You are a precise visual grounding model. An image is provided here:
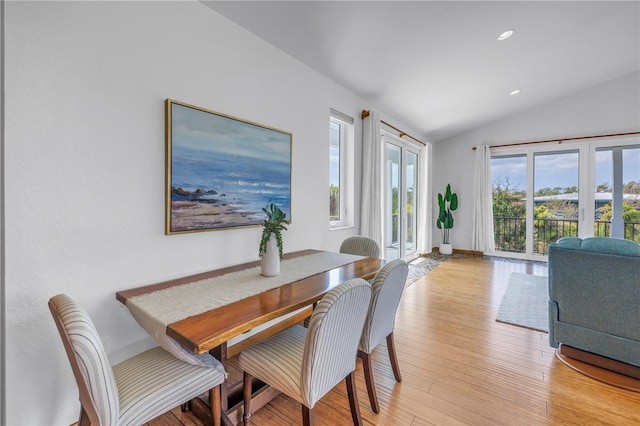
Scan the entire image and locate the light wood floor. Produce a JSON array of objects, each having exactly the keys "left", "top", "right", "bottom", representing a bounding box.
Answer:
[{"left": 153, "top": 257, "right": 640, "bottom": 425}]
